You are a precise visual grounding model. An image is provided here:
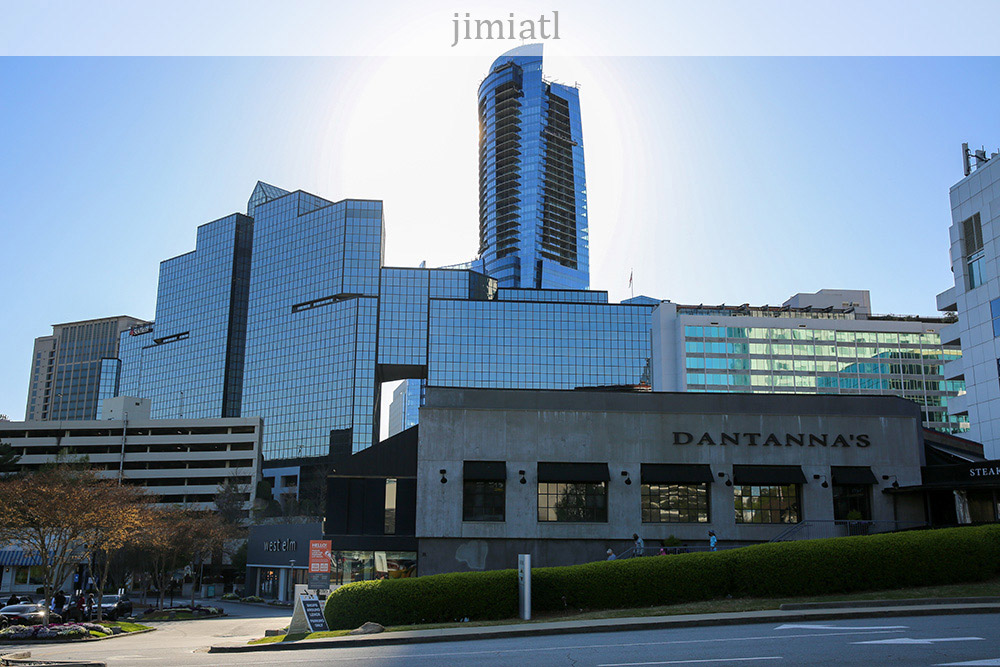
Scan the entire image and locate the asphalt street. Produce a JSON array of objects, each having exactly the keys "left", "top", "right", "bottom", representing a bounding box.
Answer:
[{"left": 2, "top": 609, "right": 998, "bottom": 666}]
